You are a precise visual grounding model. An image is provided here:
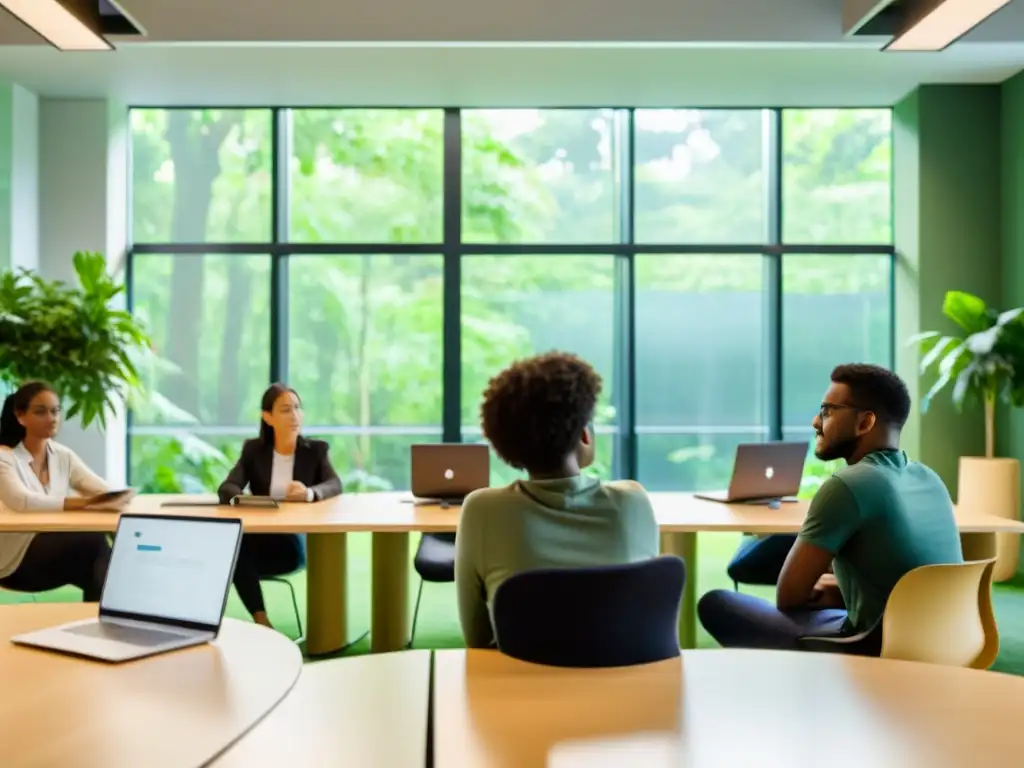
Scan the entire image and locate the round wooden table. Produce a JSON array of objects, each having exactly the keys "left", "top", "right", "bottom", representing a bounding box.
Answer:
[
  {"left": 433, "top": 648, "right": 1024, "bottom": 767},
  {"left": 0, "top": 603, "right": 302, "bottom": 768}
]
